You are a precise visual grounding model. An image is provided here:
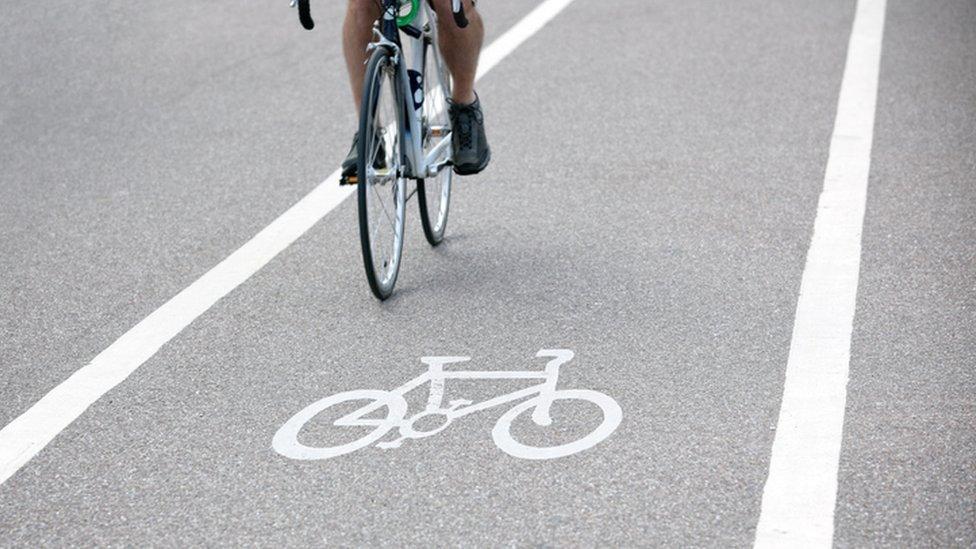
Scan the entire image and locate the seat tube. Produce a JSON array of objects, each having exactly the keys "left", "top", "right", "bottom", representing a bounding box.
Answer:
[
  {"left": 420, "top": 356, "right": 470, "bottom": 411},
  {"left": 379, "top": 0, "right": 400, "bottom": 41}
]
